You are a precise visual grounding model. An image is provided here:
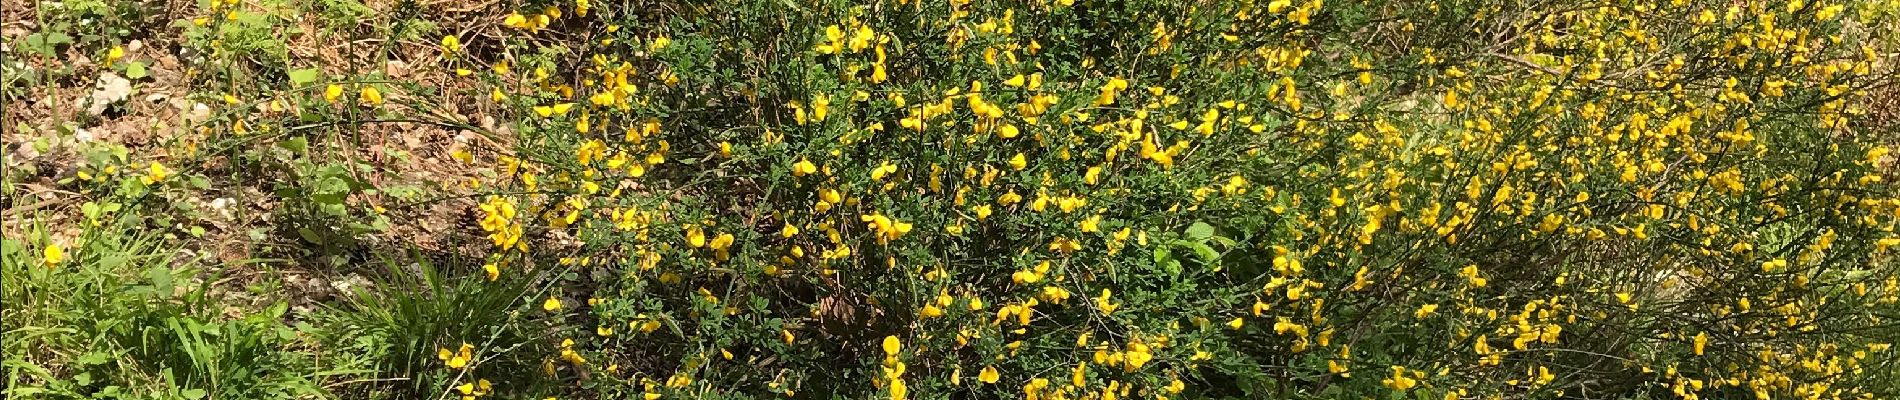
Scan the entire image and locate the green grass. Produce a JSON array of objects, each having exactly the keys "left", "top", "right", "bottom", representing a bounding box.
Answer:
[
  {"left": 1, "top": 217, "right": 326, "bottom": 399},
  {"left": 316, "top": 254, "right": 549, "bottom": 398}
]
